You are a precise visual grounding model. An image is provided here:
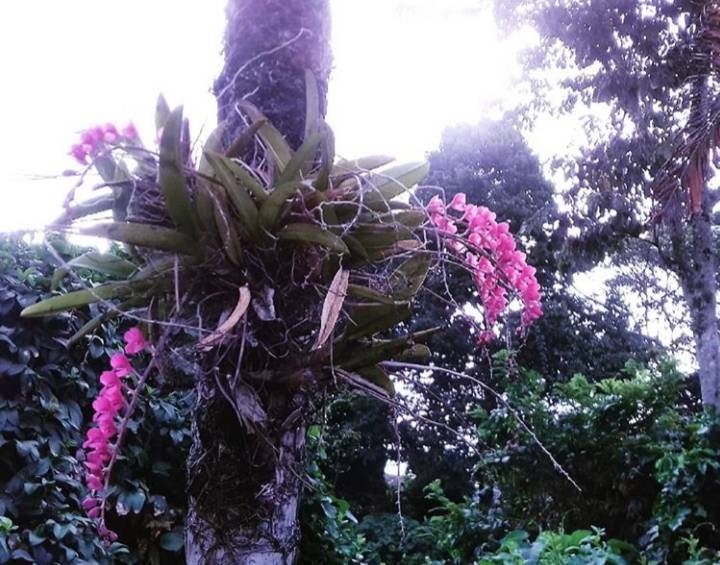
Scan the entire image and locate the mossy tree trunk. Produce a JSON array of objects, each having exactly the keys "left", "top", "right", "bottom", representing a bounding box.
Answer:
[{"left": 185, "top": 1, "right": 331, "bottom": 562}]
